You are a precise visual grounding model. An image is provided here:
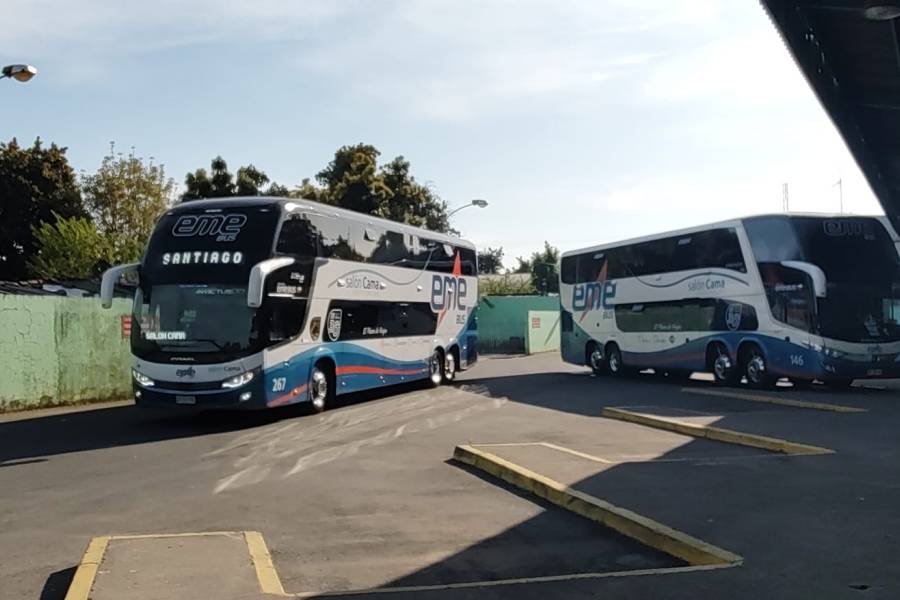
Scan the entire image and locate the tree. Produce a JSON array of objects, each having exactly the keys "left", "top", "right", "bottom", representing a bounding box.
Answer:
[
  {"left": 477, "top": 247, "right": 504, "bottom": 274},
  {"left": 81, "top": 145, "right": 175, "bottom": 264},
  {"left": 28, "top": 213, "right": 112, "bottom": 279},
  {"left": 182, "top": 157, "right": 287, "bottom": 201},
  {"left": 528, "top": 241, "right": 560, "bottom": 295},
  {"left": 0, "top": 137, "right": 85, "bottom": 279},
  {"left": 512, "top": 256, "right": 532, "bottom": 274},
  {"left": 302, "top": 144, "right": 453, "bottom": 233}
]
